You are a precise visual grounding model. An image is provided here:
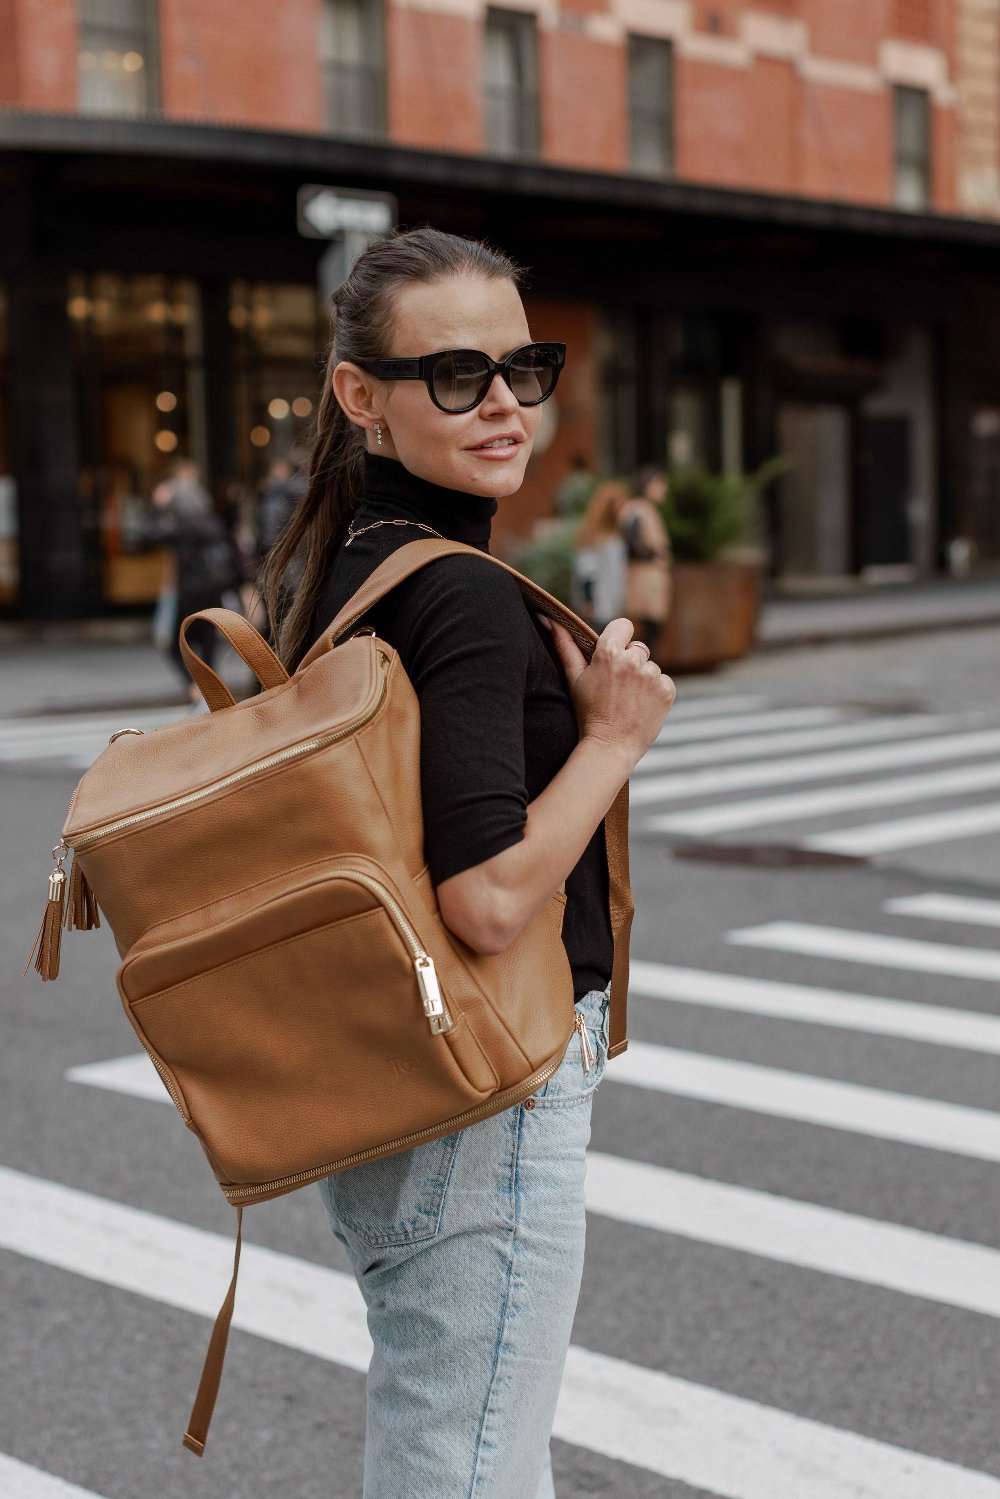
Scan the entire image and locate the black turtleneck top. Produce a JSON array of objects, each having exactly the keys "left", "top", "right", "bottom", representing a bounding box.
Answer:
[{"left": 304, "top": 450, "right": 613, "bottom": 1001}]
